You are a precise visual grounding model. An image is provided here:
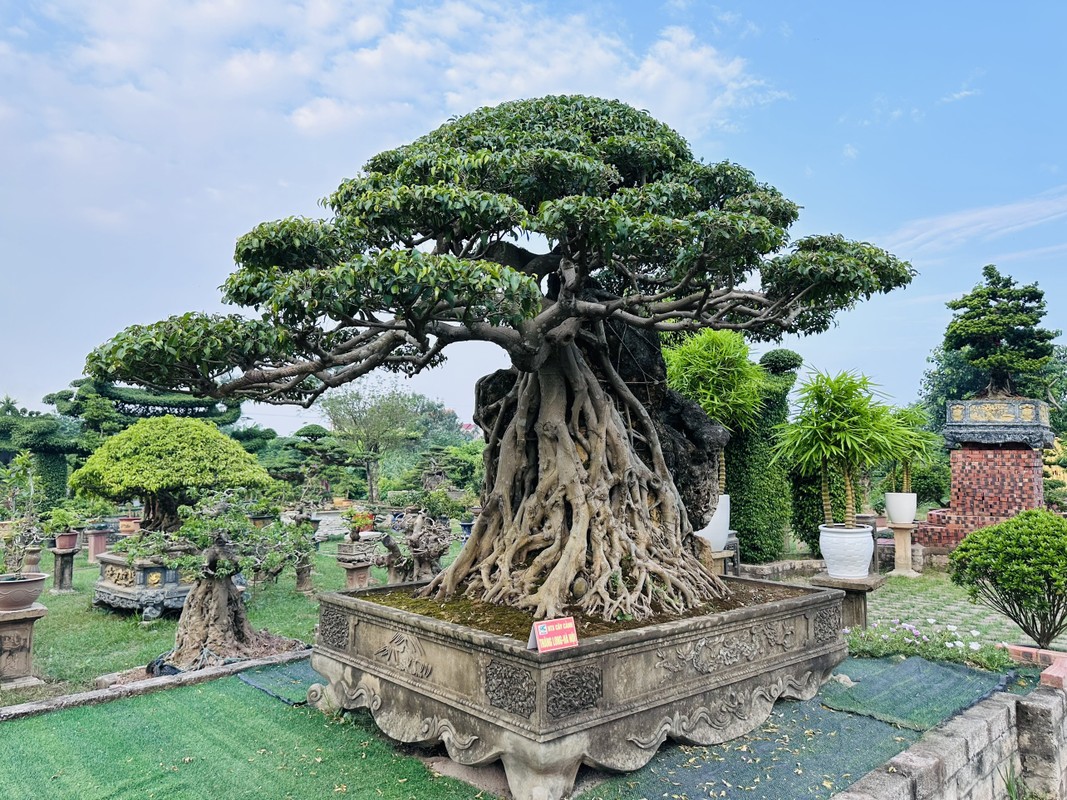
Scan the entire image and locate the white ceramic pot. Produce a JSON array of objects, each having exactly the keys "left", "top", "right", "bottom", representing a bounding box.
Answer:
[
  {"left": 695, "top": 494, "right": 730, "bottom": 551},
  {"left": 818, "top": 524, "right": 873, "bottom": 579},
  {"left": 883, "top": 492, "right": 918, "bottom": 525}
]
